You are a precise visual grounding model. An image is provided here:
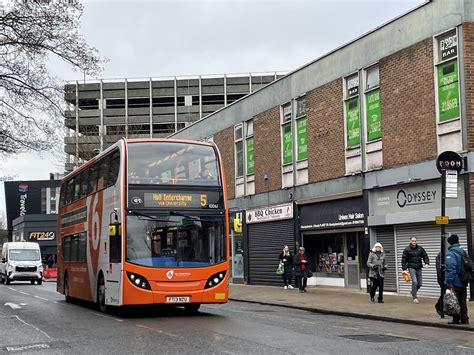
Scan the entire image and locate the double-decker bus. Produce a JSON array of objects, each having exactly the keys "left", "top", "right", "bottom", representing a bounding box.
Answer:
[{"left": 57, "top": 139, "right": 229, "bottom": 313}]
